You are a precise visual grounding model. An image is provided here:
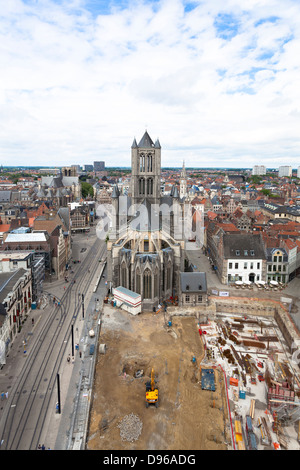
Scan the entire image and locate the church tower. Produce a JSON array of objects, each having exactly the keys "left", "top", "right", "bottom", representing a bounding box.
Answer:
[
  {"left": 179, "top": 160, "right": 187, "bottom": 199},
  {"left": 131, "top": 131, "right": 161, "bottom": 208},
  {"left": 107, "top": 130, "right": 185, "bottom": 312}
]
